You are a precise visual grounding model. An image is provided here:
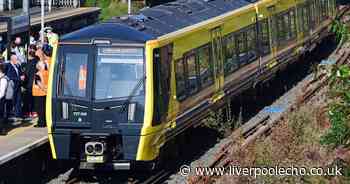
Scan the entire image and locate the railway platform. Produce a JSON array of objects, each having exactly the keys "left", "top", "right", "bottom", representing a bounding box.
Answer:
[
  {"left": 0, "top": 6, "right": 100, "bottom": 34},
  {"left": 0, "top": 122, "right": 48, "bottom": 166}
]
